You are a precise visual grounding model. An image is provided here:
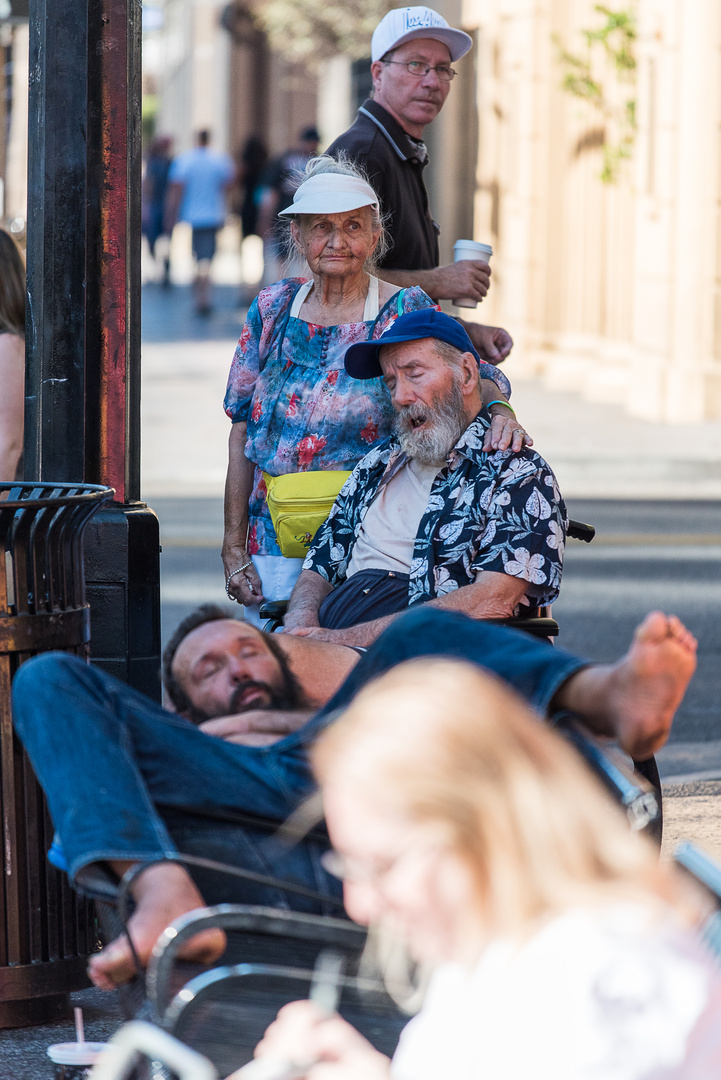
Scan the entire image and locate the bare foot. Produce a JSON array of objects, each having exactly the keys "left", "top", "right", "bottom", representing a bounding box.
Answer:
[
  {"left": 88, "top": 862, "right": 226, "bottom": 990},
  {"left": 557, "top": 611, "right": 697, "bottom": 759}
]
